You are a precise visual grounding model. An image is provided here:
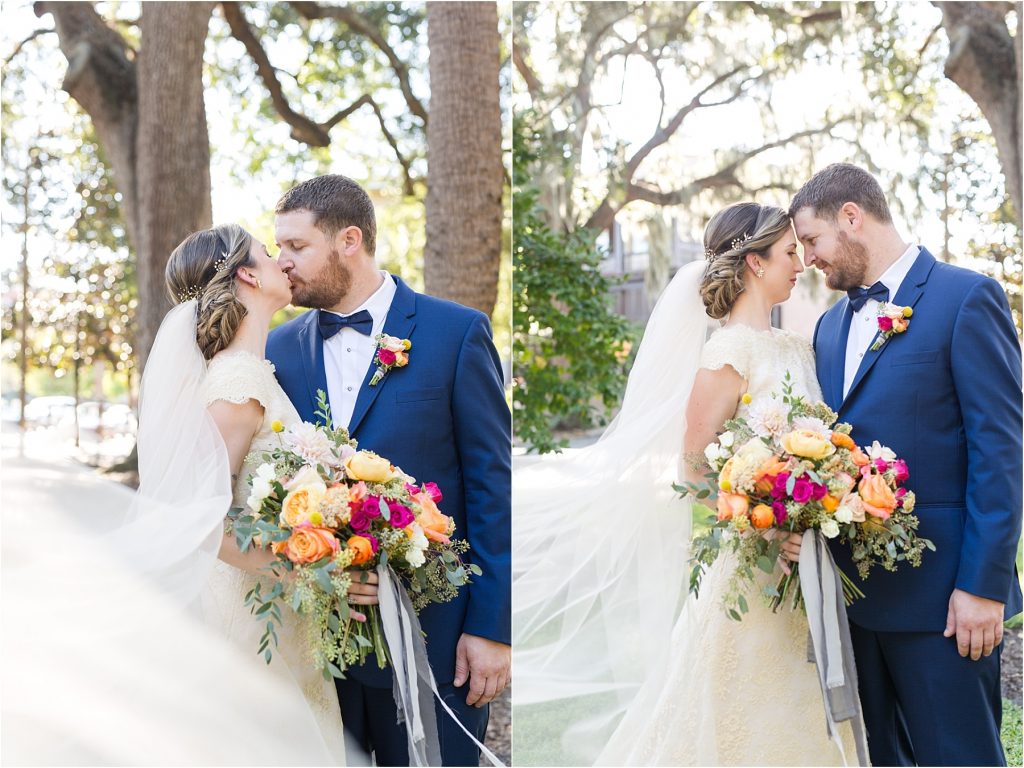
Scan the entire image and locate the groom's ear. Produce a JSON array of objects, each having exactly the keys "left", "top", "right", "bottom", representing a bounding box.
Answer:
[
  {"left": 838, "top": 202, "right": 863, "bottom": 233},
  {"left": 334, "top": 225, "right": 364, "bottom": 258}
]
